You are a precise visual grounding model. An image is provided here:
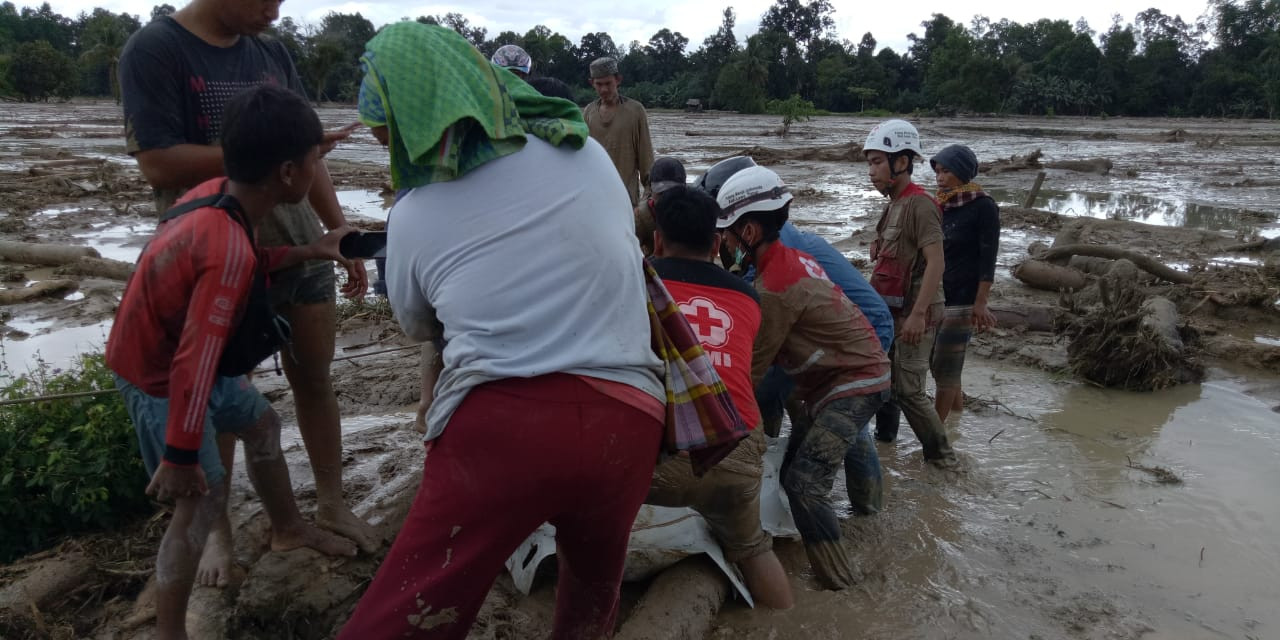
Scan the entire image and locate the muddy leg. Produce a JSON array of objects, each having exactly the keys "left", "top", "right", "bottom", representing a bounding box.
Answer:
[
  {"left": 237, "top": 407, "right": 356, "bottom": 557},
  {"left": 935, "top": 386, "right": 964, "bottom": 422},
  {"left": 196, "top": 433, "right": 235, "bottom": 588},
  {"left": 843, "top": 391, "right": 888, "bottom": 515},
  {"left": 893, "top": 328, "right": 955, "bottom": 463},
  {"left": 154, "top": 485, "right": 224, "bottom": 640},
  {"left": 780, "top": 403, "right": 859, "bottom": 590},
  {"left": 738, "top": 552, "right": 794, "bottom": 609},
  {"left": 278, "top": 300, "right": 379, "bottom": 553}
]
